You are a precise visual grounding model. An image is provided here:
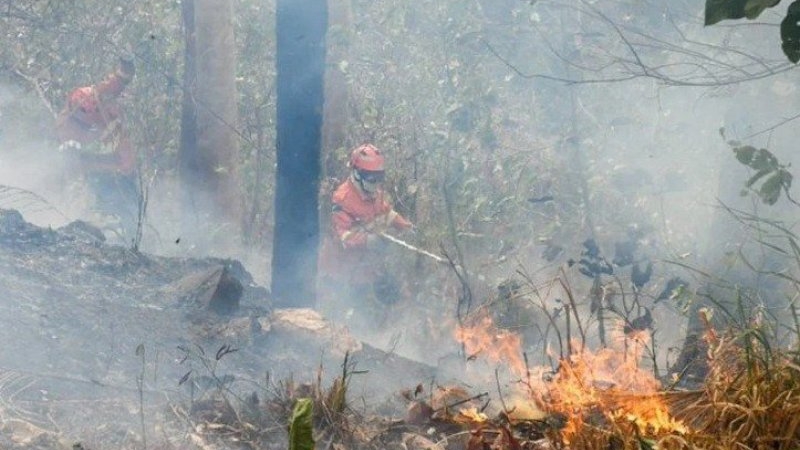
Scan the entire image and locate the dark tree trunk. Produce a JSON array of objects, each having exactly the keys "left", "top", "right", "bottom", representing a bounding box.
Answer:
[{"left": 271, "top": 0, "right": 328, "bottom": 307}]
